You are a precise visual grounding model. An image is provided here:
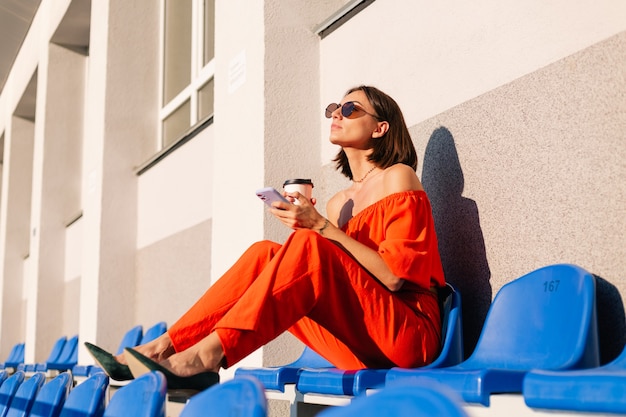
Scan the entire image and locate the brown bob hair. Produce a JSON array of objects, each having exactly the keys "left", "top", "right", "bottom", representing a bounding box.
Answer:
[{"left": 333, "top": 85, "right": 418, "bottom": 180}]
